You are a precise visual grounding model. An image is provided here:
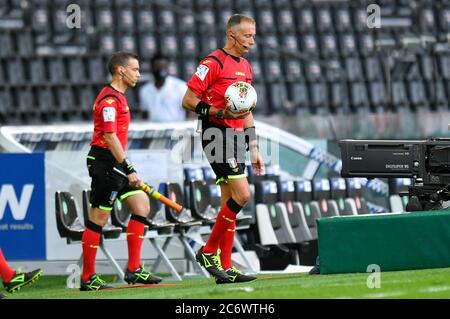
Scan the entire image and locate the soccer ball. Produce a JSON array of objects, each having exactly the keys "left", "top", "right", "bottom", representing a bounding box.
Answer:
[{"left": 224, "top": 81, "right": 257, "bottom": 113}]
